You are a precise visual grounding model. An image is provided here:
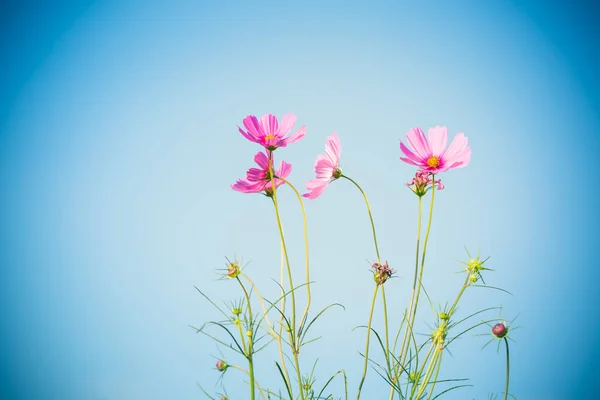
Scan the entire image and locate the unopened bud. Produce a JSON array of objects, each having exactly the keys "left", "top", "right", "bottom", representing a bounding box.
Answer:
[
  {"left": 216, "top": 360, "right": 228, "bottom": 372},
  {"left": 492, "top": 323, "right": 507, "bottom": 338},
  {"left": 227, "top": 262, "right": 240, "bottom": 279}
]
